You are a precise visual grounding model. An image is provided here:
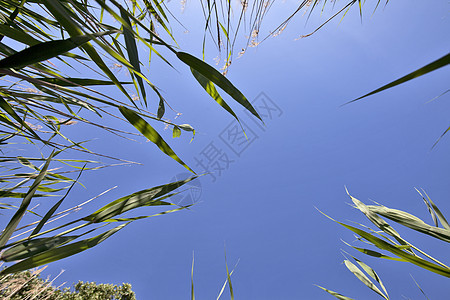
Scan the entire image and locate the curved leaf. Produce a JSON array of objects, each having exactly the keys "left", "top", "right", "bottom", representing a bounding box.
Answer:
[
  {"left": 0, "top": 31, "right": 115, "bottom": 70},
  {"left": 119, "top": 106, "right": 194, "bottom": 173},
  {"left": 176, "top": 51, "right": 262, "bottom": 122},
  {"left": 346, "top": 53, "right": 450, "bottom": 104}
]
